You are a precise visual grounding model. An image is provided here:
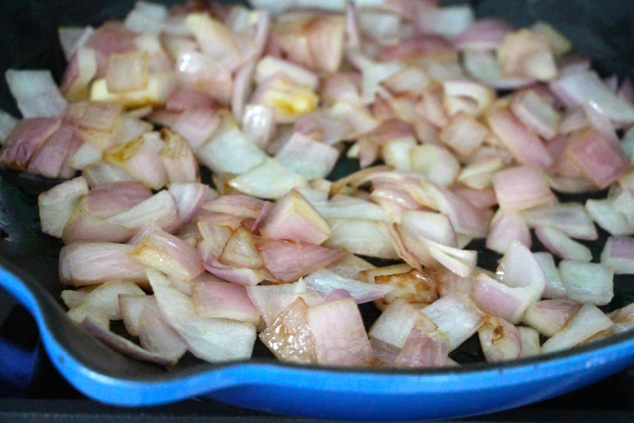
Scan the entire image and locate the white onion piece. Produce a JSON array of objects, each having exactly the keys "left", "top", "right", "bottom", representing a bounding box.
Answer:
[
  {"left": 259, "top": 297, "right": 316, "bottom": 364},
  {"left": 219, "top": 227, "right": 263, "bottom": 270},
  {"left": 275, "top": 11, "right": 345, "bottom": 74},
  {"left": 275, "top": 132, "right": 339, "bottom": 180},
  {"left": 241, "top": 104, "right": 275, "bottom": 149},
  {"left": 68, "top": 303, "right": 110, "bottom": 331},
  {"left": 325, "top": 218, "right": 398, "bottom": 259},
  {"left": 457, "top": 155, "right": 505, "bottom": 190},
  {"left": 358, "top": 59, "right": 403, "bottom": 104},
  {"left": 443, "top": 79, "right": 495, "bottom": 117},
  {"left": 203, "top": 194, "right": 264, "bottom": 219},
  {"left": 119, "top": 294, "right": 152, "bottom": 337},
  {"left": 6, "top": 70, "right": 68, "bottom": 118},
  {"left": 304, "top": 269, "right": 392, "bottom": 304},
  {"left": 72, "top": 279, "right": 145, "bottom": 320},
  {"left": 601, "top": 236, "right": 634, "bottom": 274},
  {"left": 523, "top": 299, "right": 581, "bottom": 337},
  {"left": 38, "top": 176, "right": 89, "bottom": 238},
  {"left": 473, "top": 242, "right": 546, "bottom": 323},
  {"left": 415, "top": 182, "right": 489, "bottom": 239},
  {"left": 358, "top": 8, "right": 400, "bottom": 45},
  {"left": 169, "top": 182, "right": 210, "bottom": 228},
  {"left": 129, "top": 227, "right": 204, "bottom": 281},
  {"left": 60, "top": 242, "right": 148, "bottom": 286},
  {"left": 69, "top": 141, "right": 103, "bottom": 171},
  {"left": 510, "top": 89, "right": 561, "bottom": 139},
  {"left": 228, "top": 158, "right": 307, "bottom": 200},
  {"left": 497, "top": 29, "right": 557, "bottom": 81},
  {"left": 421, "top": 292, "right": 484, "bottom": 351},
  {"left": 185, "top": 13, "right": 253, "bottom": 73},
  {"left": 531, "top": 21, "right": 572, "bottom": 56},
  {"left": 609, "top": 303, "right": 634, "bottom": 335},
  {"left": 124, "top": 1, "right": 169, "bottom": 34},
  {"left": 471, "top": 273, "right": 531, "bottom": 326},
  {"left": 159, "top": 128, "right": 199, "bottom": 184},
  {"left": 369, "top": 298, "right": 433, "bottom": 350},
  {"left": 197, "top": 116, "right": 267, "bottom": 174},
  {"left": 533, "top": 252, "right": 567, "bottom": 299},
  {"left": 137, "top": 298, "right": 188, "bottom": 364},
  {"left": 369, "top": 266, "right": 439, "bottom": 308},
  {"left": 299, "top": 189, "right": 389, "bottom": 222},
  {"left": 257, "top": 238, "right": 345, "bottom": 282},
  {"left": 152, "top": 107, "right": 221, "bottom": 151},
  {"left": 192, "top": 281, "right": 260, "bottom": 324},
  {"left": 106, "top": 190, "right": 179, "bottom": 231},
  {"left": 585, "top": 198, "right": 634, "bottom": 236},
  {"left": 61, "top": 288, "right": 92, "bottom": 309},
  {"left": 381, "top": 137, "right": 416, "bottom": 171},
  {"left": 246, "top": 279, "right": 313, "bottom": 326},
  {"left": 255, "top": 56, "right": 319, "bottom": 90},
  {"left": 202, "top": 260, "right": 264, "bottom": 287},
  {"left": 260, "top": 189, "right": 330, "bottom": 245},
  {"left": 90, "top": 71, "right": 177, "bottom": 109},
  {"left": 492, "top": 165, "right": 555, "bottom": 212},
  {"left": 409, "top": 144, "right": 460, "bottom": 187},
  {"left": 478, "top": 316, "right": 521, "bottom": 362},
  {"left": 541, "top": 304, "right": 613, "bottom": 354},
  {"left": 559, "top": 260, "right": 614, "bottom": 306},
  {"left": 535, "top": 225, "right": 592, "bottom": 262},
  {"left": 83, "top": 181, "right": 152, "bottom": 218},
  {"left": 176, "top": 52, "right": 233, "bottom": 104},
  {"left": 462, "top": 50, "right": 532, "bottom": 90},
  {"left": 63, "top": 205, "right": 136, "bottom": 244},
  {"left": 307, "top": 297, "right": 374, "bottom": 366},
  {"left": 106, "top": 51, "right": 150, "bottom": 93},
  {"left": 415, "top": 5, "right": 473, "bottom": 37},
  {"left": 523, "top": 203, "right": 597, "bottom": 240},
  {"left": 103, "top": 132, "right": 168, "bottom": 190},
  {"left": 549, "top": 69, "right": 634, "bottom": 125},
  {"left": 251, "top": 74, "right": 320, "bottom": 124},
  {"left": 582, "top": 100, "right": 619, "bottom": 144},
  {"left": 518, "top": 326, "right": 541, "bottom": 358},
  {"left": 147, "top": 269, "right": 257, "bottom": 362},
  {"left": 486, "top": 210, "right": 531, "bottom": 255}
]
